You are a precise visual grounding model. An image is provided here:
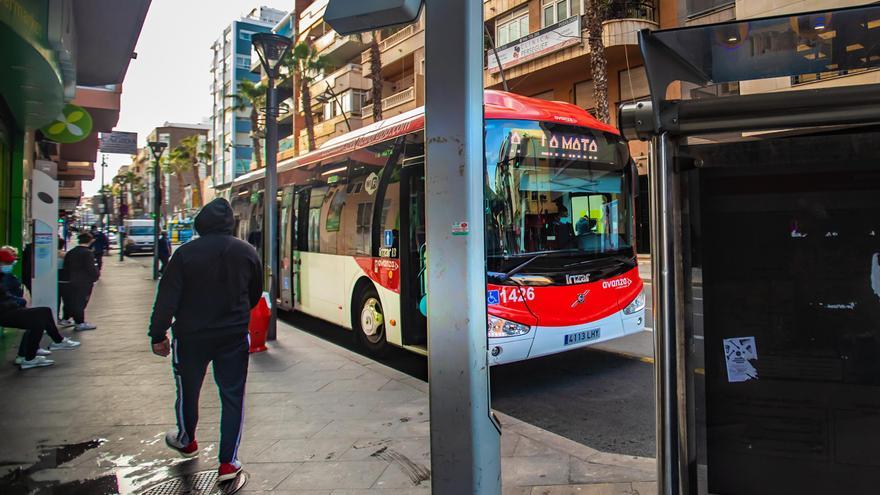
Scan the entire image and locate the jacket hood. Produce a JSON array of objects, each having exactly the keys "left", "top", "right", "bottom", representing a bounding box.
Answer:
[{"left": 194, "top": 198, "right": 235, "bottom": 236}]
